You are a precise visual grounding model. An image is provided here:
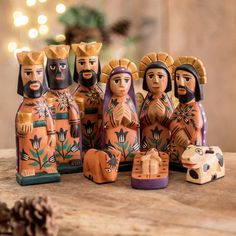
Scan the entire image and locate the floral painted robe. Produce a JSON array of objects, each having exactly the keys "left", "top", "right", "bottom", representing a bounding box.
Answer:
[
  {"left": 140, "top": 93, "right": 173, "bottom": 152},
  {"left": 74, "top": 84, "right": 104, "bottom": 151},
  {"left": 46, "top": 89, "right": 82, "bottom": 165},
  {"left": 103, "top": 95, "right": 140, "bottom": 162},
  {"left": 16, "top": 97, "right": 57, "bottom": 175},
  {"left": 167, "top": 101, "right": 207, "bottom": 164}
]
